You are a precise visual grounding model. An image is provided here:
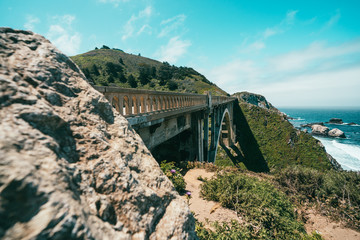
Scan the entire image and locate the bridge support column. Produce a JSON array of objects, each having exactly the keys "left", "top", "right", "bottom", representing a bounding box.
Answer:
[{"left": 203, "top": 113, "right": 209, "bottom": 162}]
